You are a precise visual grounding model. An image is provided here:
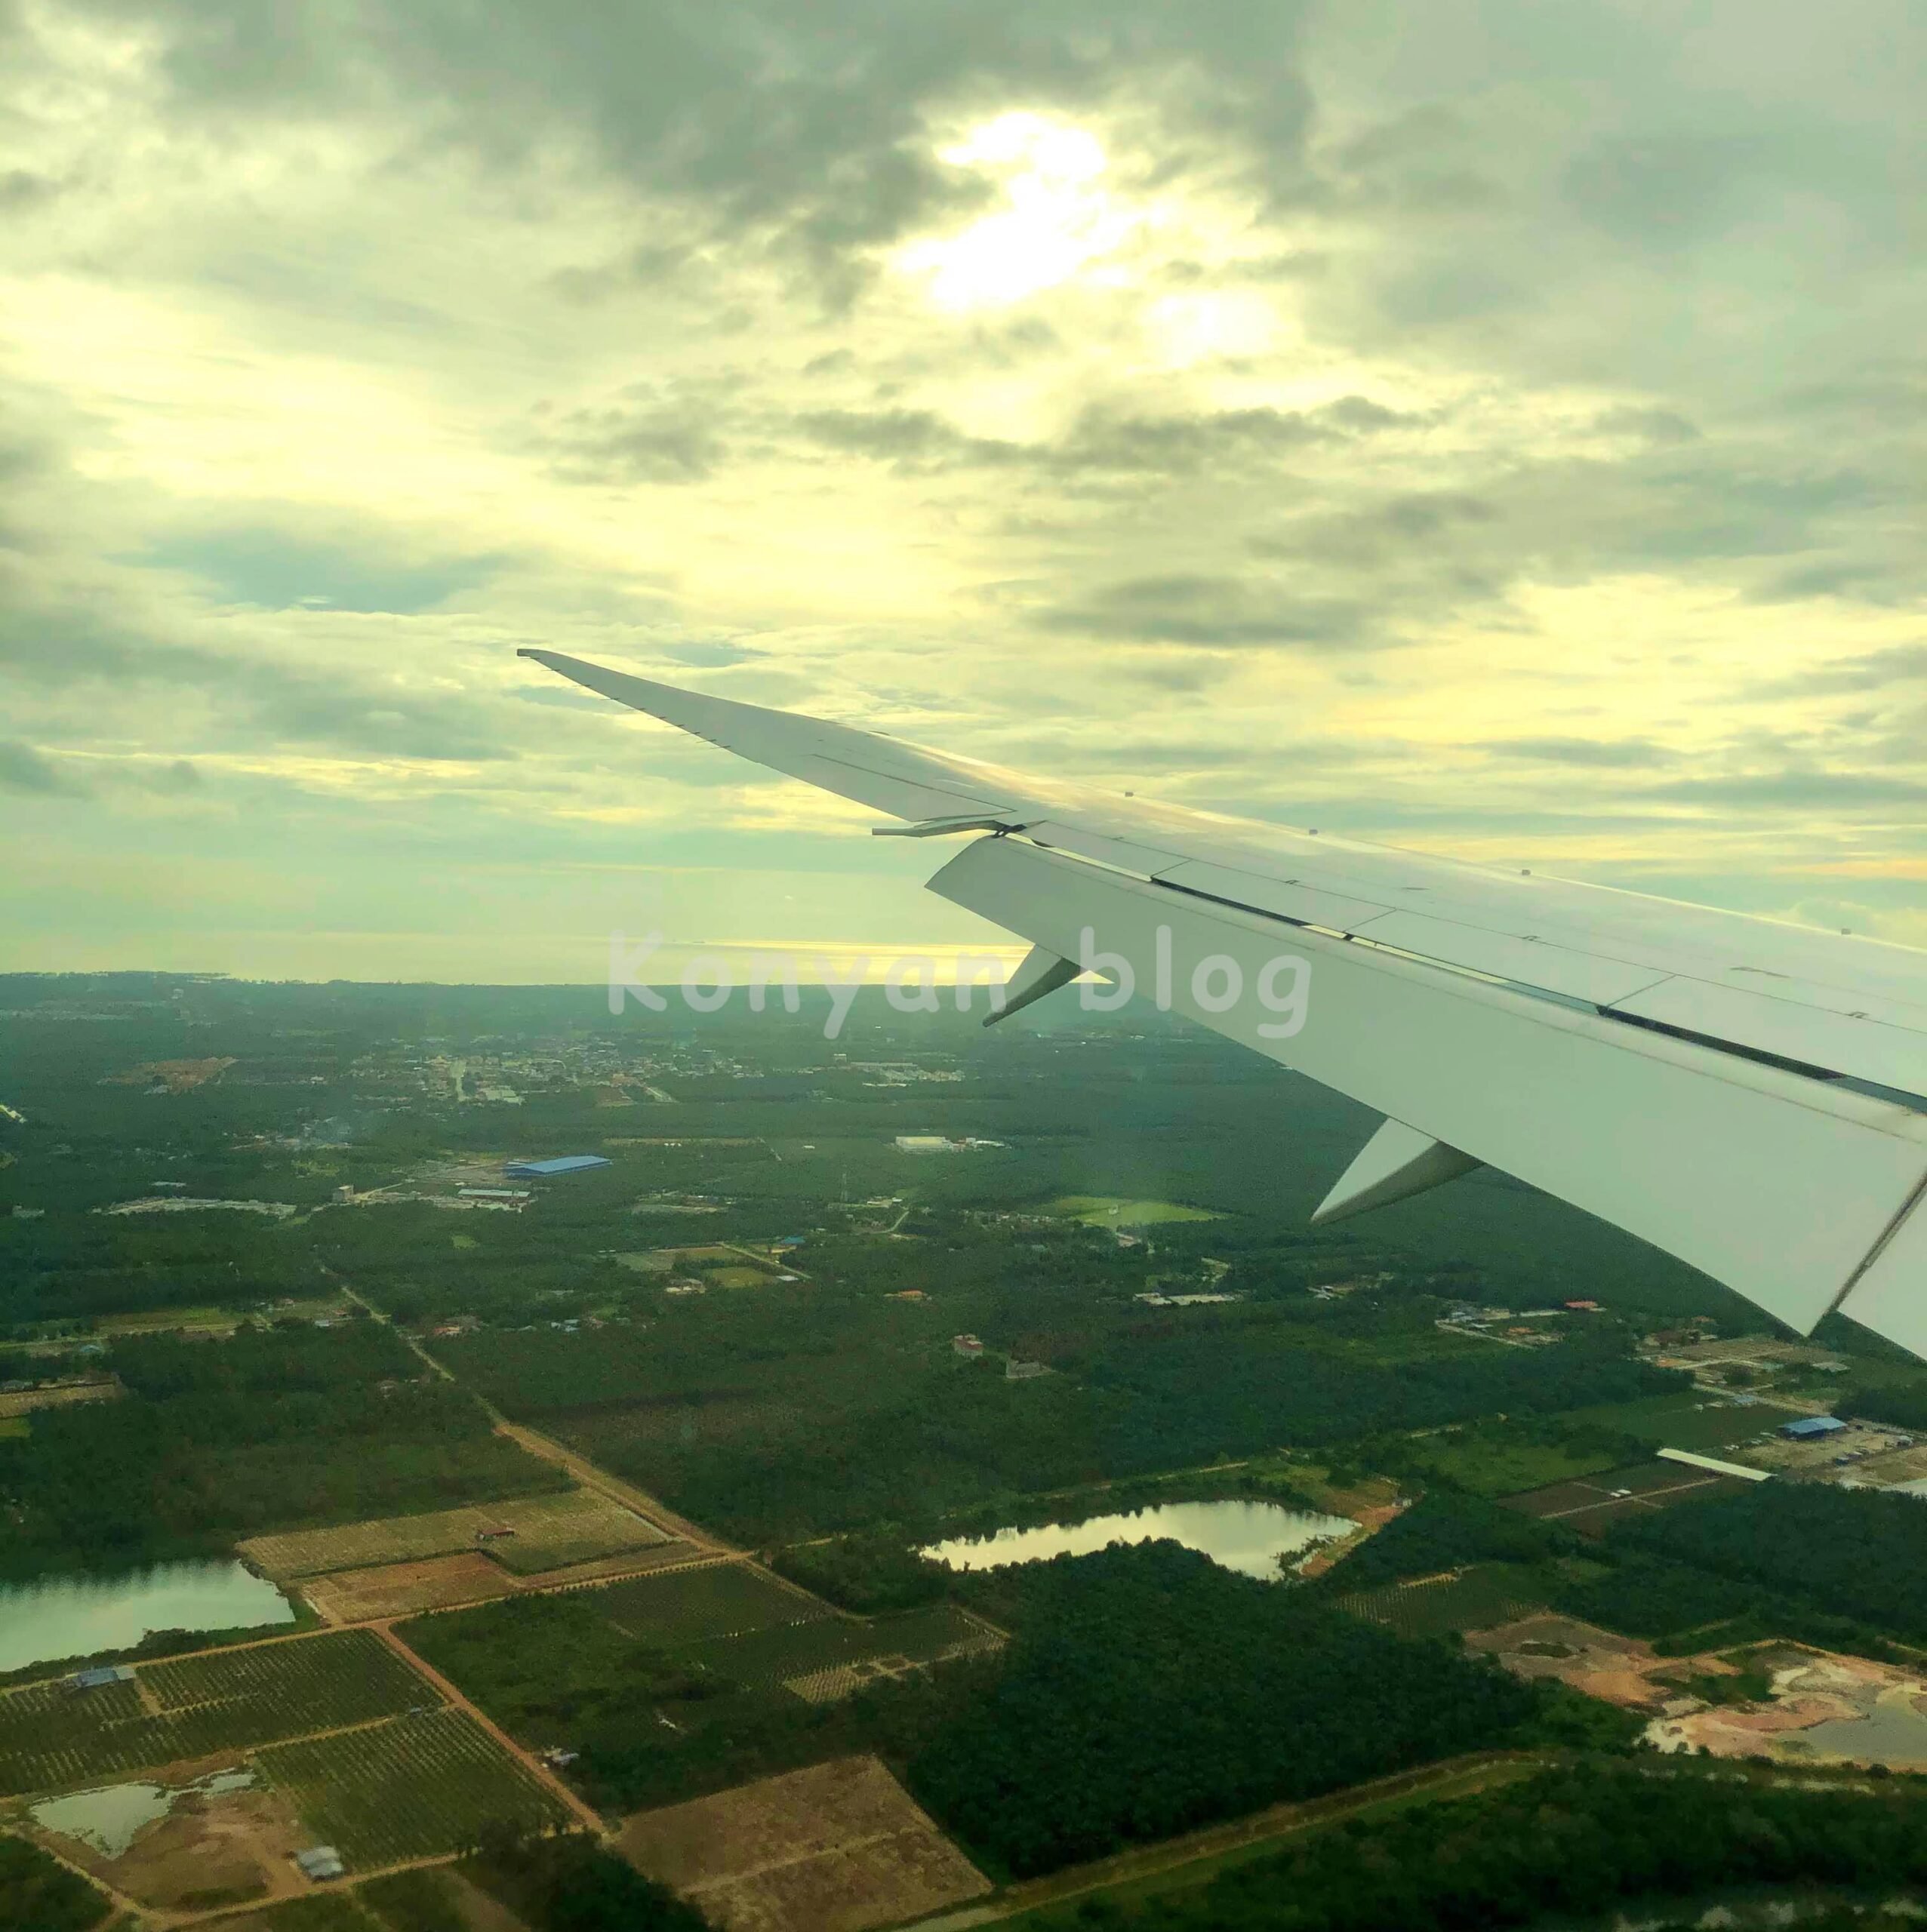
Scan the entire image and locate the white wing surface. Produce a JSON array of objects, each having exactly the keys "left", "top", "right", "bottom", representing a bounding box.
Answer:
[{"left": 520, "top": 648, "right": 1927, "bottom": 1357}]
